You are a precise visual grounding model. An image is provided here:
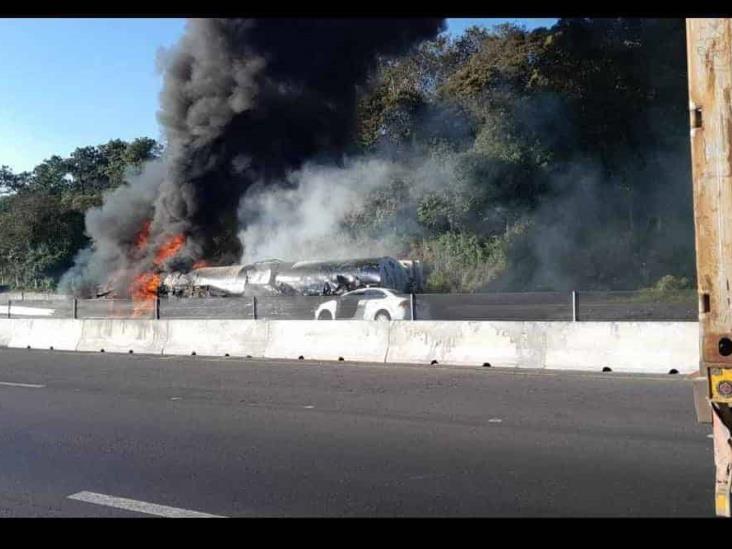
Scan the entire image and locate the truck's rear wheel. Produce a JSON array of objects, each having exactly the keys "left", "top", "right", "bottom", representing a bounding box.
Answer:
[
  {"left": 375, "top": 311, "right": 391, "bottom": 321},
  {"left": 318, "top": 310, "right": 333, "bottom": 320}
]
